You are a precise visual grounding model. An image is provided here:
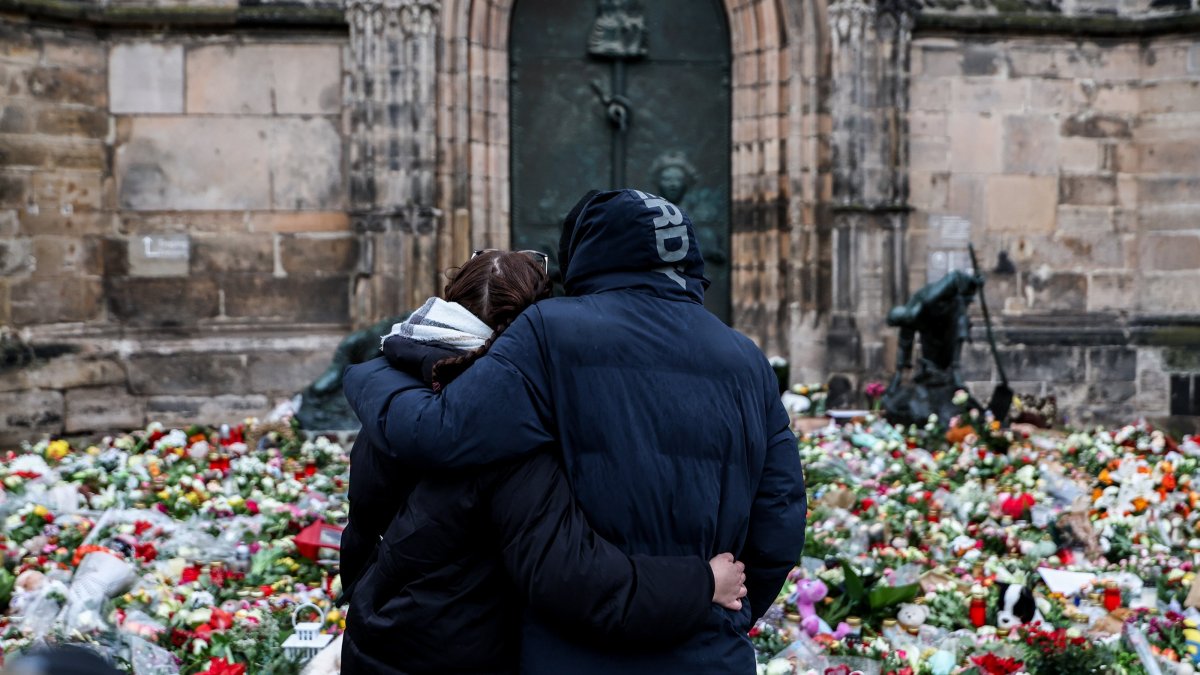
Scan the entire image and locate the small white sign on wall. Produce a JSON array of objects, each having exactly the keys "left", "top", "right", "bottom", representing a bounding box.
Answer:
[
  {"left": 927, "top": 215, "right": 972, "bottom": 283},
  {"left": 142, "top": 234, "right": 190, "bottom": 260}
]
